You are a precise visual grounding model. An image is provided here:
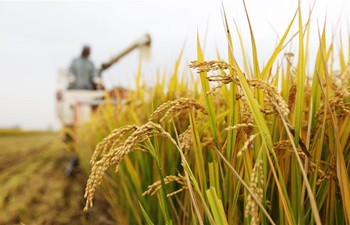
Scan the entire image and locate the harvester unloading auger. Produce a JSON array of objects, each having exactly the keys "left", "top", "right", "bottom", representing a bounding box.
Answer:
[
  {"left": 98, "top": 33, "right": 151, "bottom": 77},
  {"left": 56, "top": 33, "right": 151, "bottom": 128}
]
